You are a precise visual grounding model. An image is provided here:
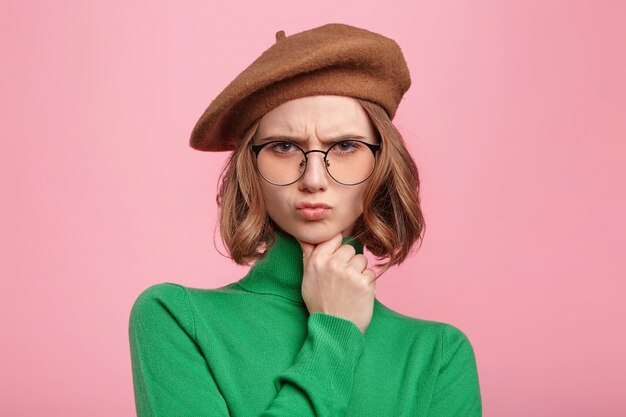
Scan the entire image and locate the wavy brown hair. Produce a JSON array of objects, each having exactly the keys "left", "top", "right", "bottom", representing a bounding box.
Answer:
[{"left": 215, "top": 98, "right": 425, "bottom": 275}]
